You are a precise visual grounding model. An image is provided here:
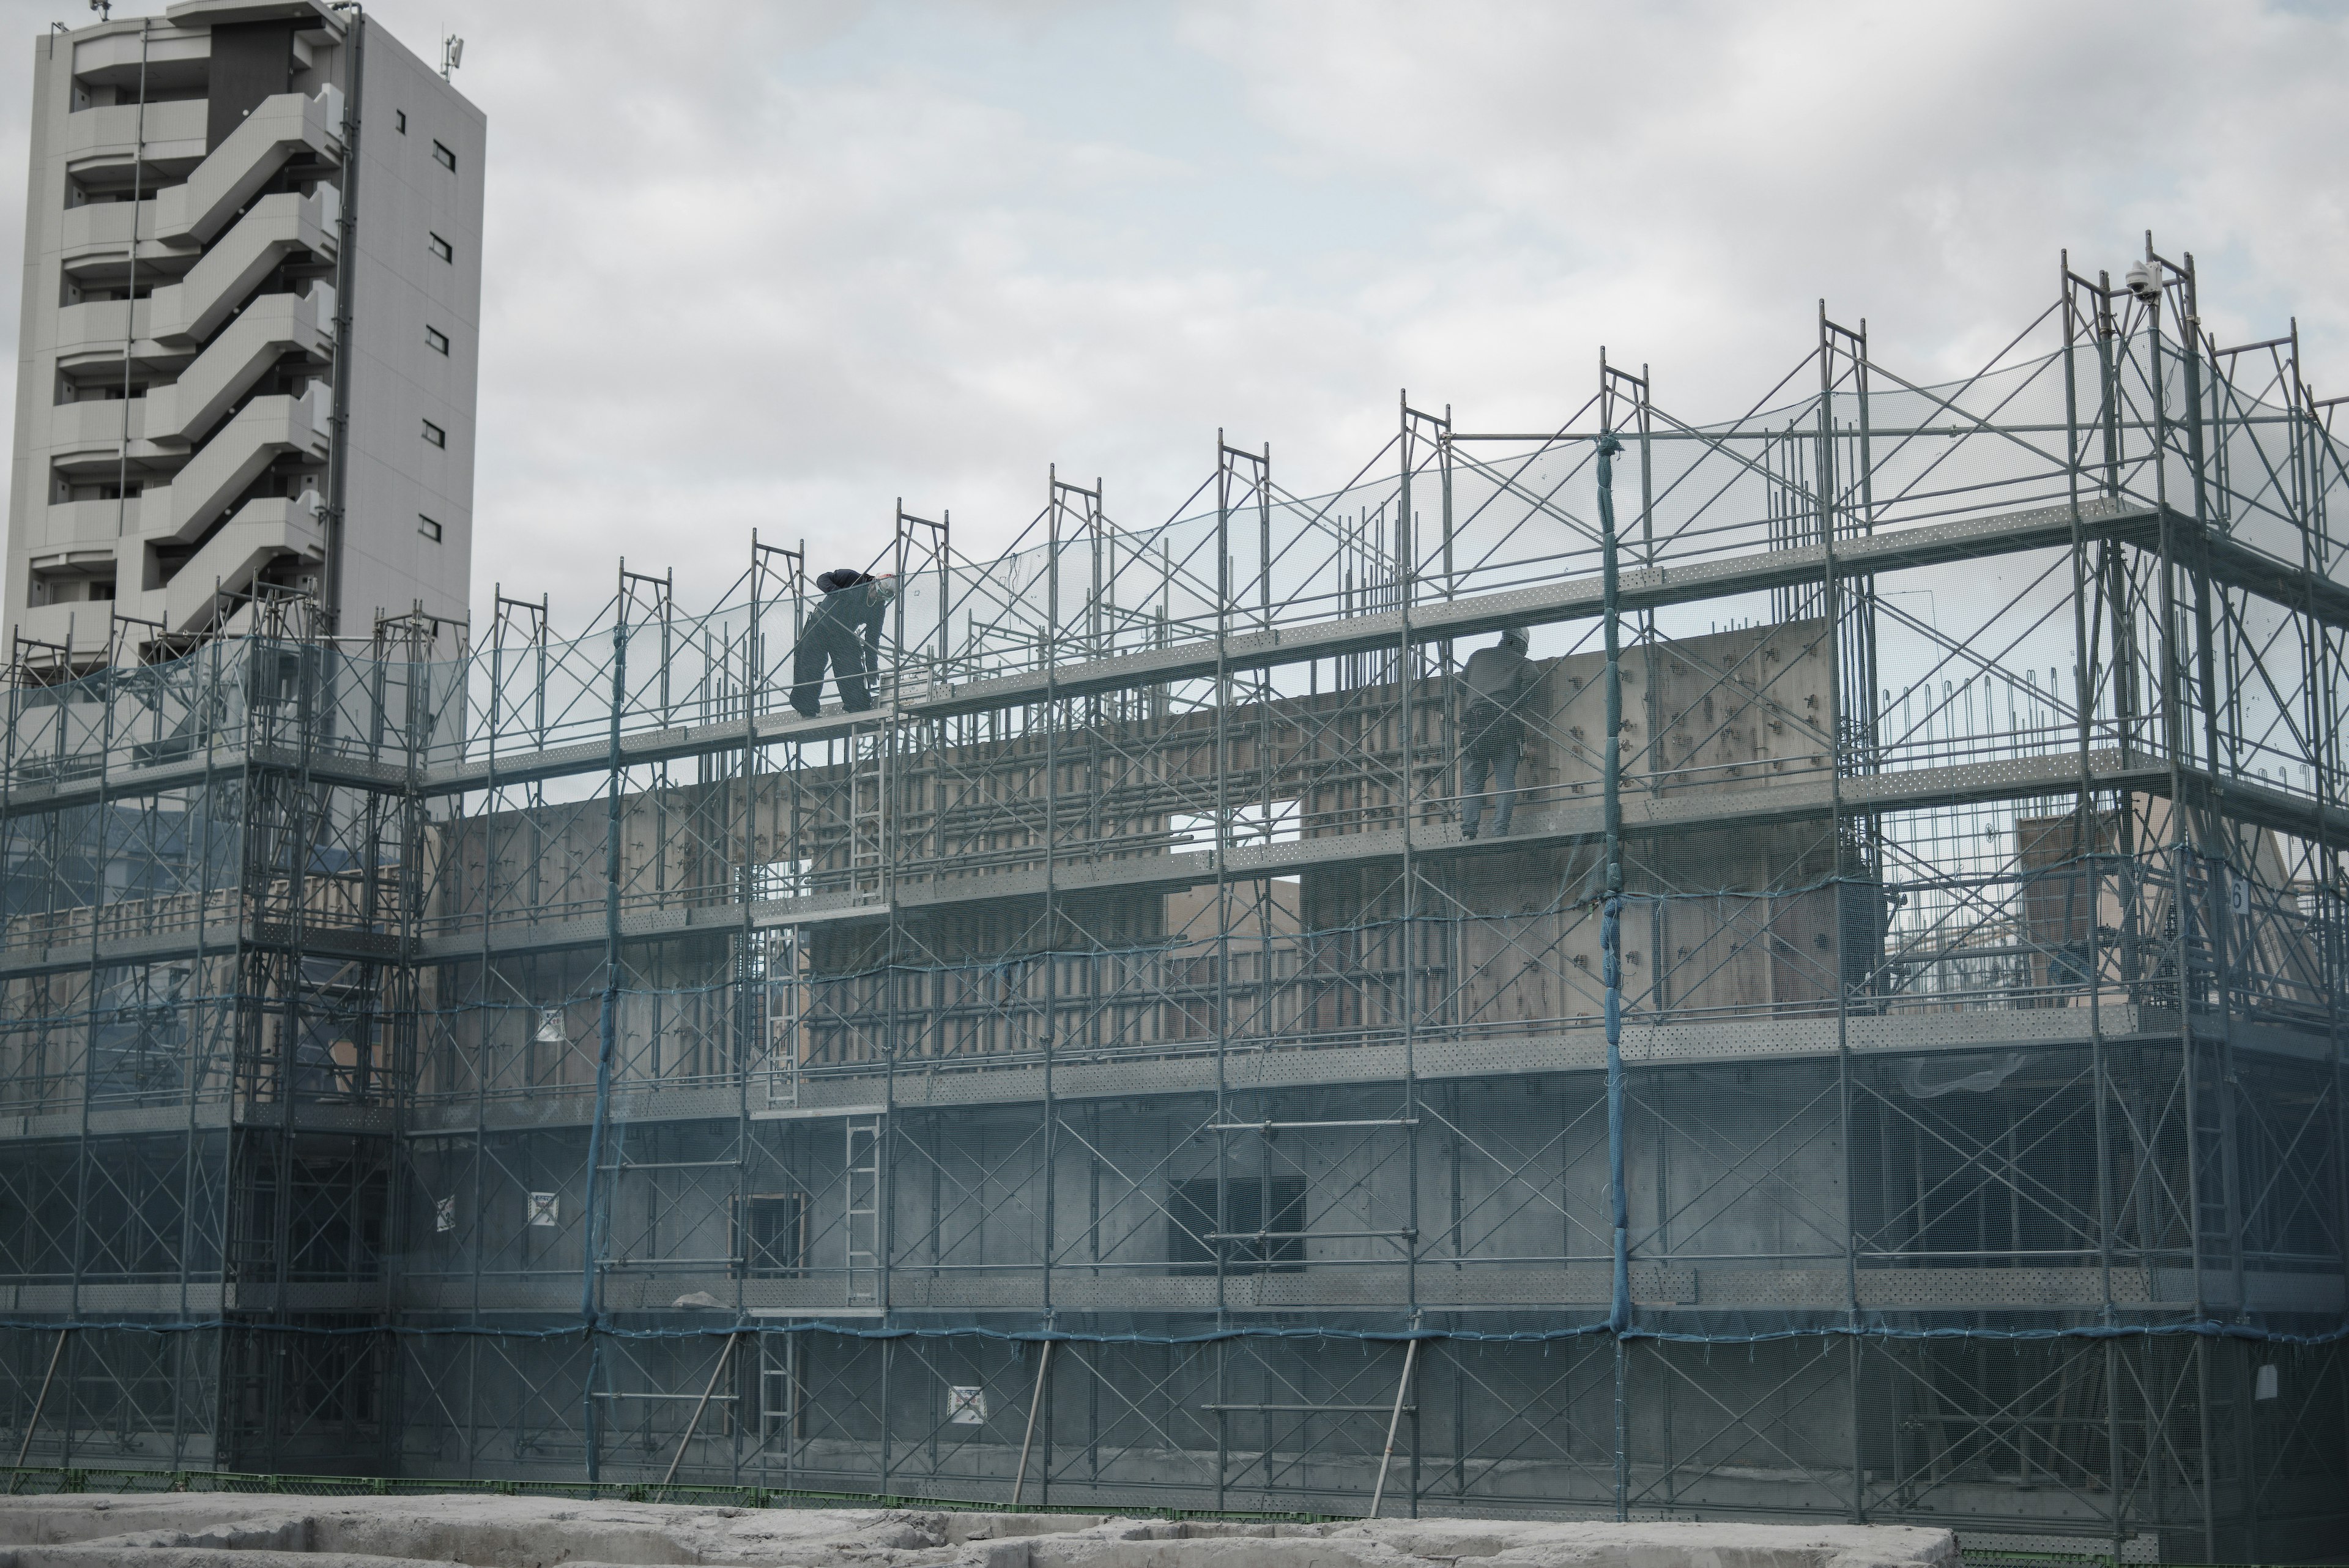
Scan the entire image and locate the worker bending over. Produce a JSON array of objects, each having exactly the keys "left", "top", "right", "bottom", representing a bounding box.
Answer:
[
  {"left": 1459, "top": 627, "right": 1535, "bottom": 839},
  {"left": 790, "top": 569, "right": 898, "bottom": 717}
]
